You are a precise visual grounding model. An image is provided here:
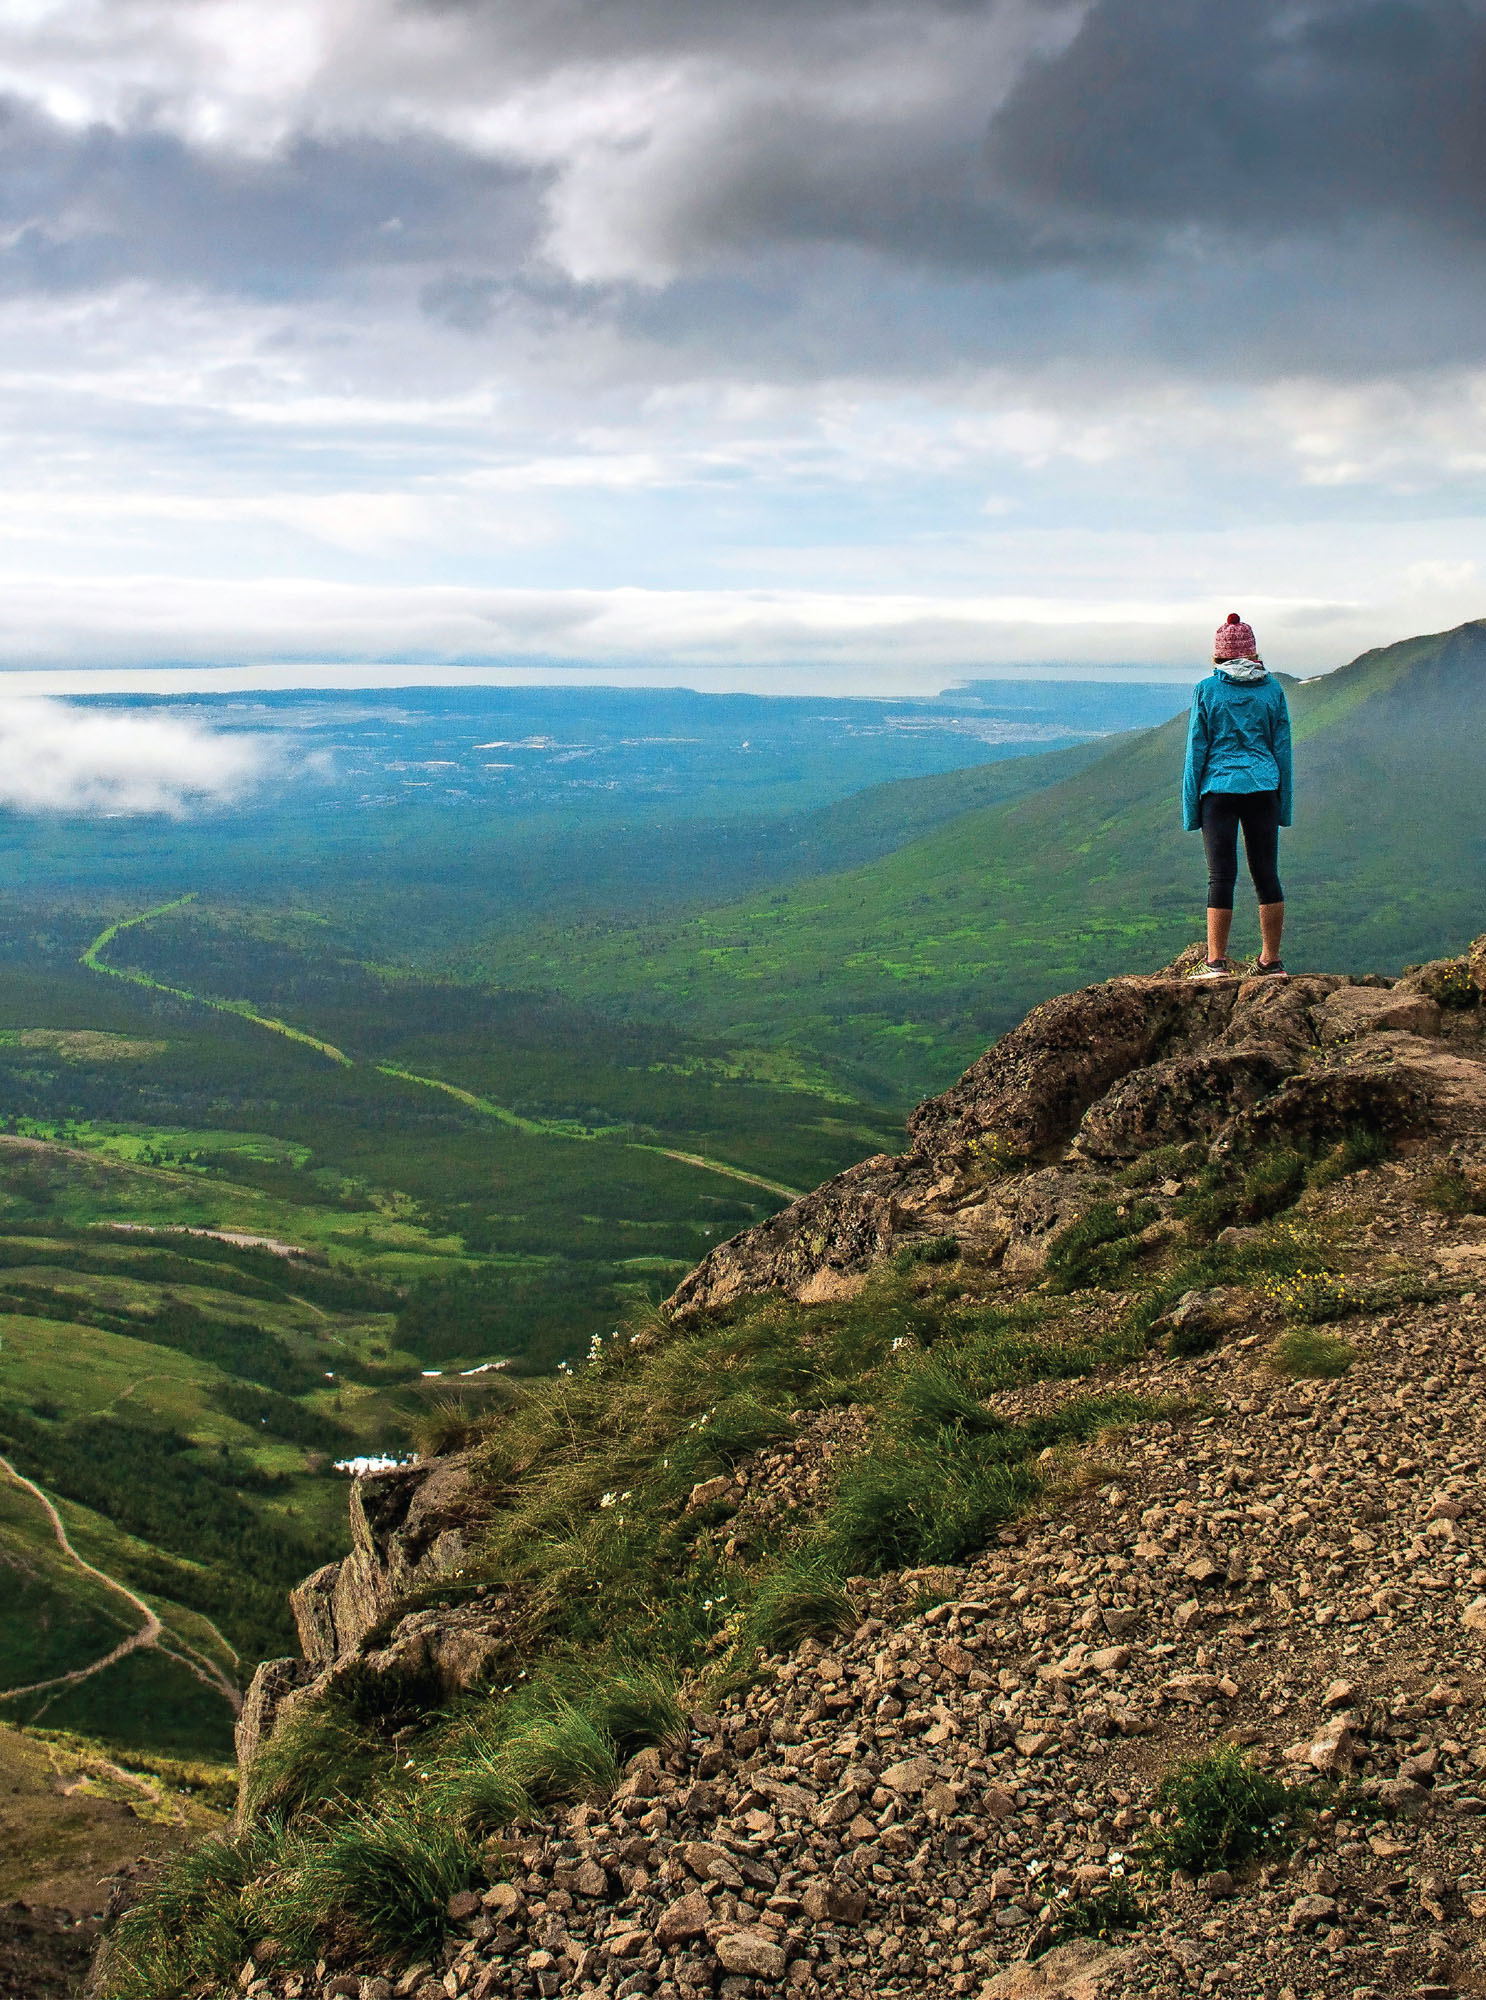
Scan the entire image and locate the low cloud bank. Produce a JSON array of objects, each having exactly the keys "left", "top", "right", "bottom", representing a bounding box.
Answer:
[
  {"left": 0, "top": 574, "right": 1479, "bottom": 681},
  {"left": 0, "top": 698, "right": 275, "bottom": 816}
]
